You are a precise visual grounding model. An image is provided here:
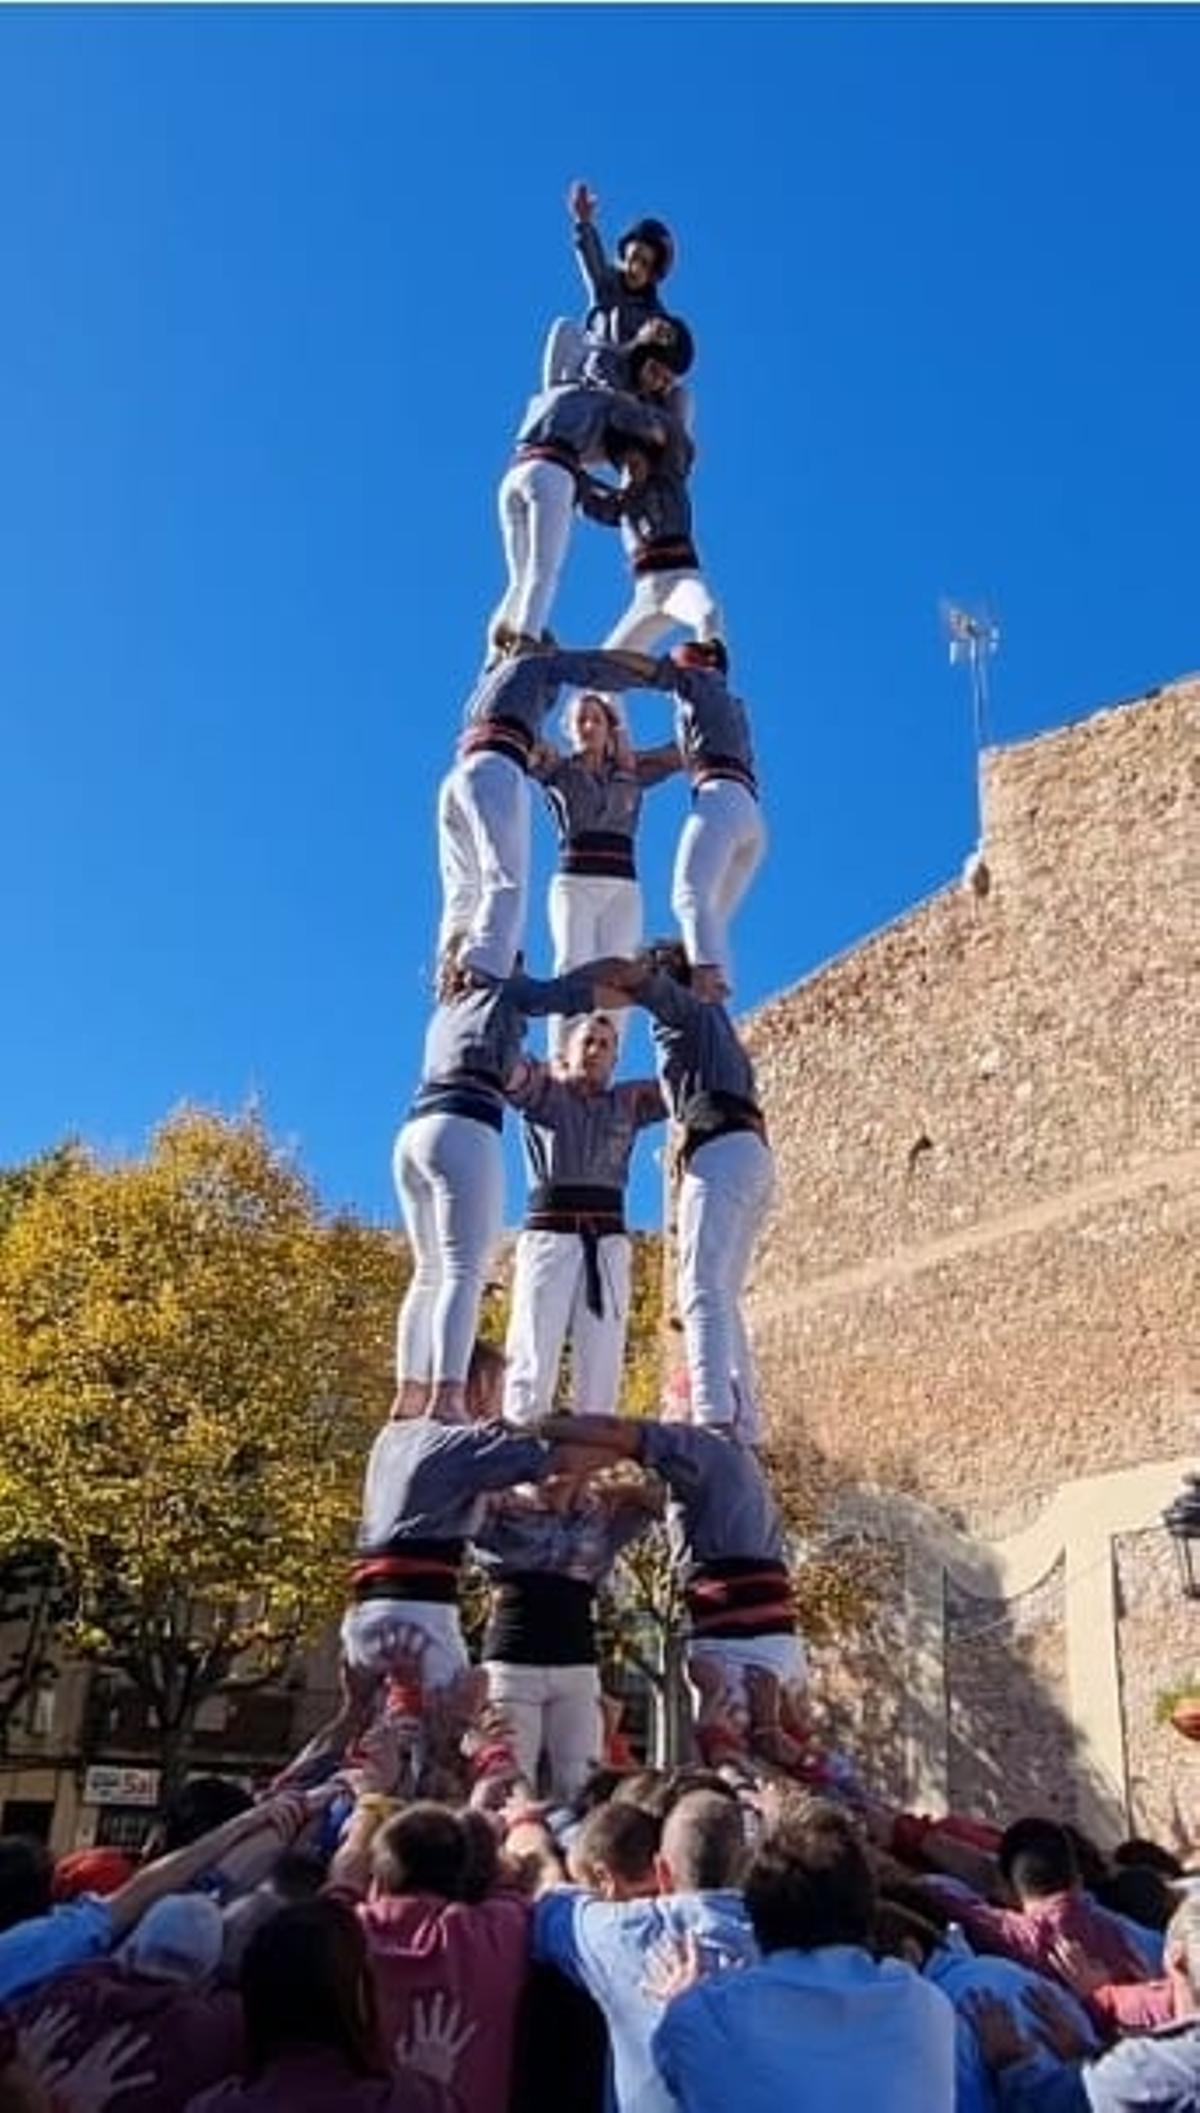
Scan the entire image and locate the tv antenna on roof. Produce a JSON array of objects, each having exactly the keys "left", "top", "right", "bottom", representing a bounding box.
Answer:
[
  {"left": 941, "top": 599, "right": 1000, "bottom": 758},
  {"left": 941, "top": 599, "right": 1000, "bottom": 894}
]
